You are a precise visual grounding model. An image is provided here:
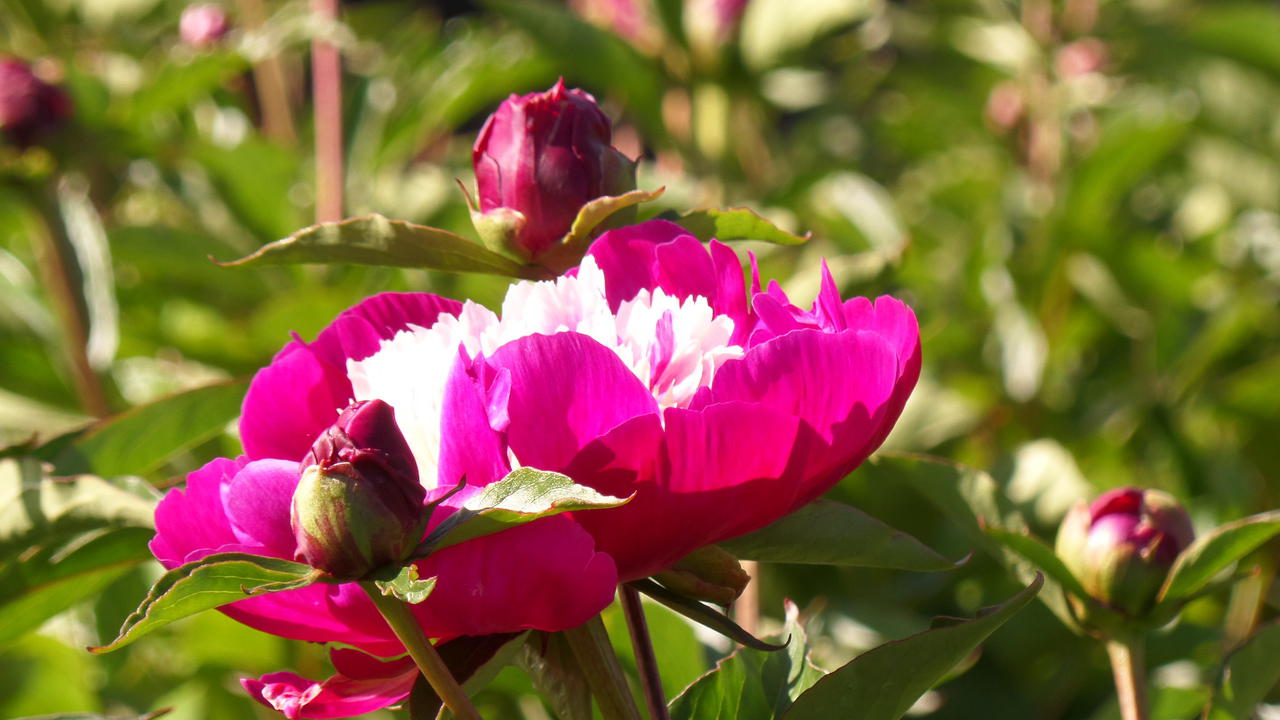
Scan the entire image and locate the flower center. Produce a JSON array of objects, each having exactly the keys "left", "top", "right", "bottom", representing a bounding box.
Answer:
[{"left": 346, "top": 256, "right": 741, "bottom": 487}]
